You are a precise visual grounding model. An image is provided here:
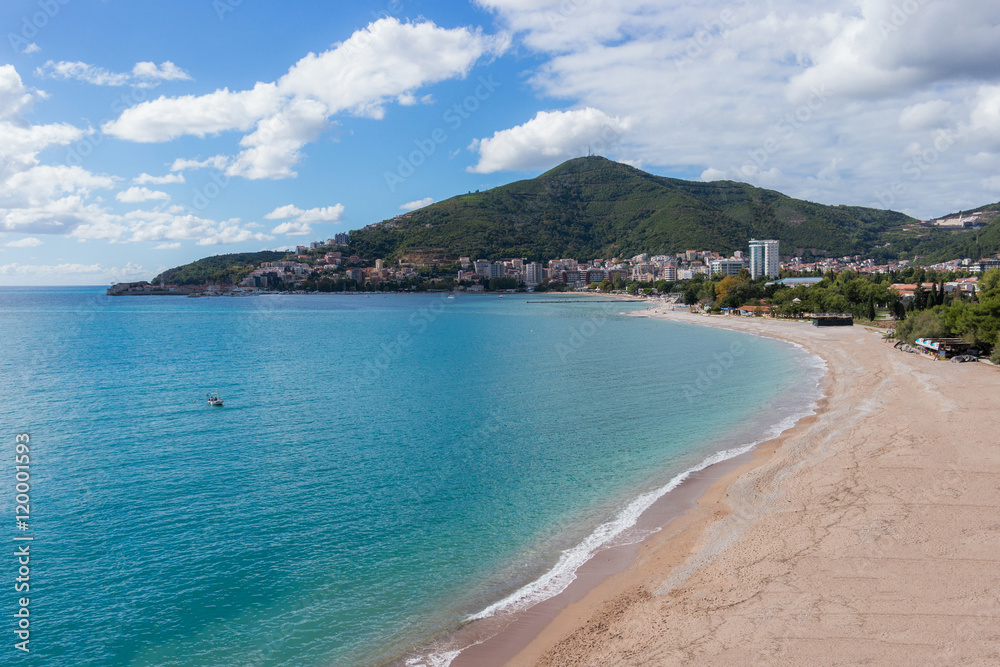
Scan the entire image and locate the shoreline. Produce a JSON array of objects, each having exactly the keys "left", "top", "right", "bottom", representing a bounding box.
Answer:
[
  {"left": 401, "top": 306, "right": 827, "bottom": 666},
  {"left": 502, "top": 309, "right": 1000, "bottom": 665}
]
